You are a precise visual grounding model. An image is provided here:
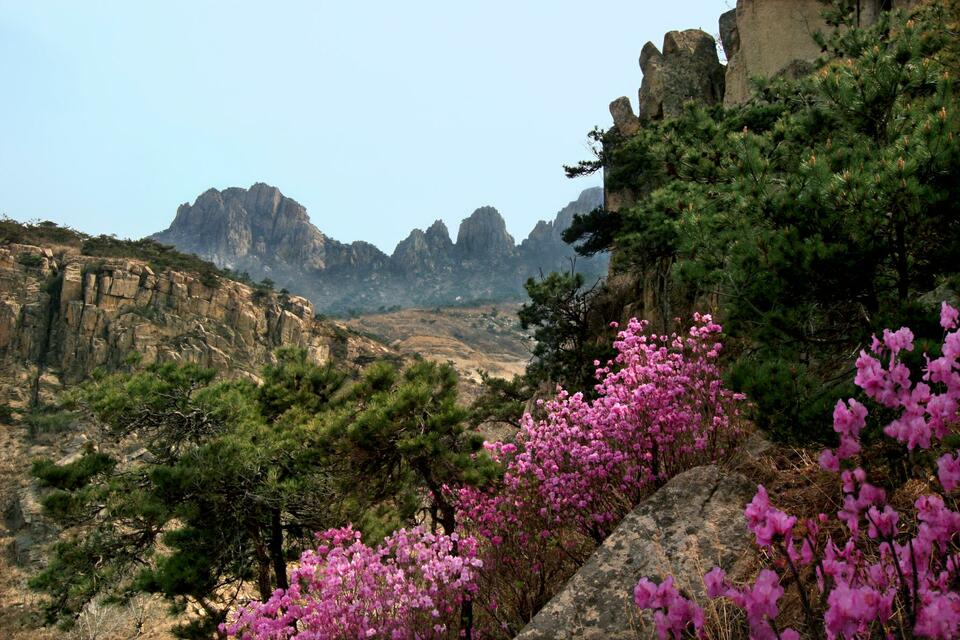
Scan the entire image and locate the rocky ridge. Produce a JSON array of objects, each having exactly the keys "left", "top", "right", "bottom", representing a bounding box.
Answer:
[
  {"left": 0, "top": 241, "right": 391, "bottom": 408},
  {"left": 151, "top": 185, "right": 607, "bottom": 315},
  {"left": 609, "top": 0, "right": 921, "bottom": 131}
]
